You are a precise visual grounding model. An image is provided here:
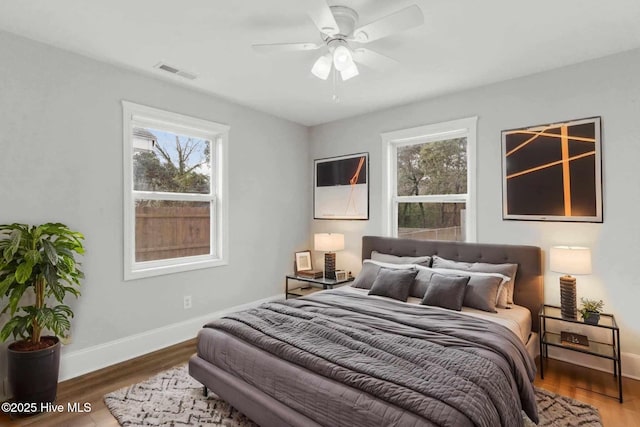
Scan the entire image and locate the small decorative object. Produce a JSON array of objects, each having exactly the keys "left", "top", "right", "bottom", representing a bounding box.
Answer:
[
  {"left": 297, "top": 270, "right": 323, "bottom": 279},
  {"left": 502, "top": 117, "right": 602, "bottom": 222},
  {"left": 0, "top": 223, "right": 85, "bottom": 411},
  {"left": 560, "top": 331, "right": 590, "bottom": 347},
  {"left": 314, "top": 152, "right": 369, "bottom": 220},
  {"left": 314, "top": 233, "right": 345, "bottom": 280},
  {"left": 550, "top": 246, "right": 592, "bottom": 320},
  {"left": 579, "top": 298, "right": 604, "bottom": 325},
  {"left": 335, "top": 270, "right": 347, "bottom": 281}
]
